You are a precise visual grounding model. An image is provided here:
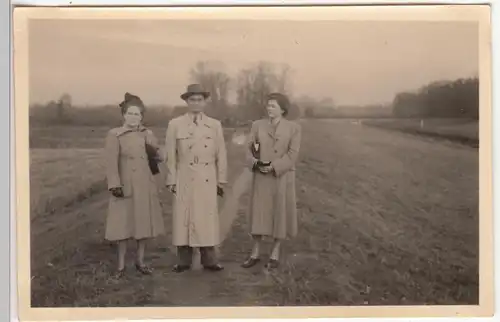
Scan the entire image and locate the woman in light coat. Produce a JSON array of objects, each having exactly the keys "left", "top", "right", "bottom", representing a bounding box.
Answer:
[
  {"left": 241, "top": 93, "right": 301, "bottom": 269},
  {"left": 104, "top": 92, "right": 165, "bottom": 278}
]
